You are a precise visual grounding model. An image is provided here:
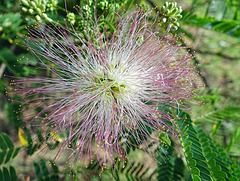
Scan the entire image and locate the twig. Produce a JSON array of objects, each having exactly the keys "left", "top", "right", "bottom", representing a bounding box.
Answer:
[
  {"left": 192, "top": 49, "right": 240, "bottom": 61},
  {"left": 181, "top": 40, "right": 212, "bottom": 93},
  {"left": 0, "top": 63, "right": 6, "bottom": 79},
  {"left": 145, "top": 0, "right": 162, "bottom": 15}
]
